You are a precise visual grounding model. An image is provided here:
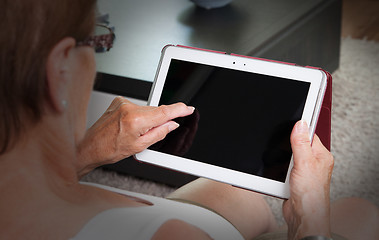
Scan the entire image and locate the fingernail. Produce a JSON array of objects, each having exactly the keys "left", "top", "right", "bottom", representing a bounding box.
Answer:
[
  {"left": 188, "top": 106, "right": 195, "bottom": 112},
  {"left": 169, "top": 122, "right": 180, "bottom": 132},
  {"left": 296, "top": 120, "right": 308, "bottom": 133}
]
